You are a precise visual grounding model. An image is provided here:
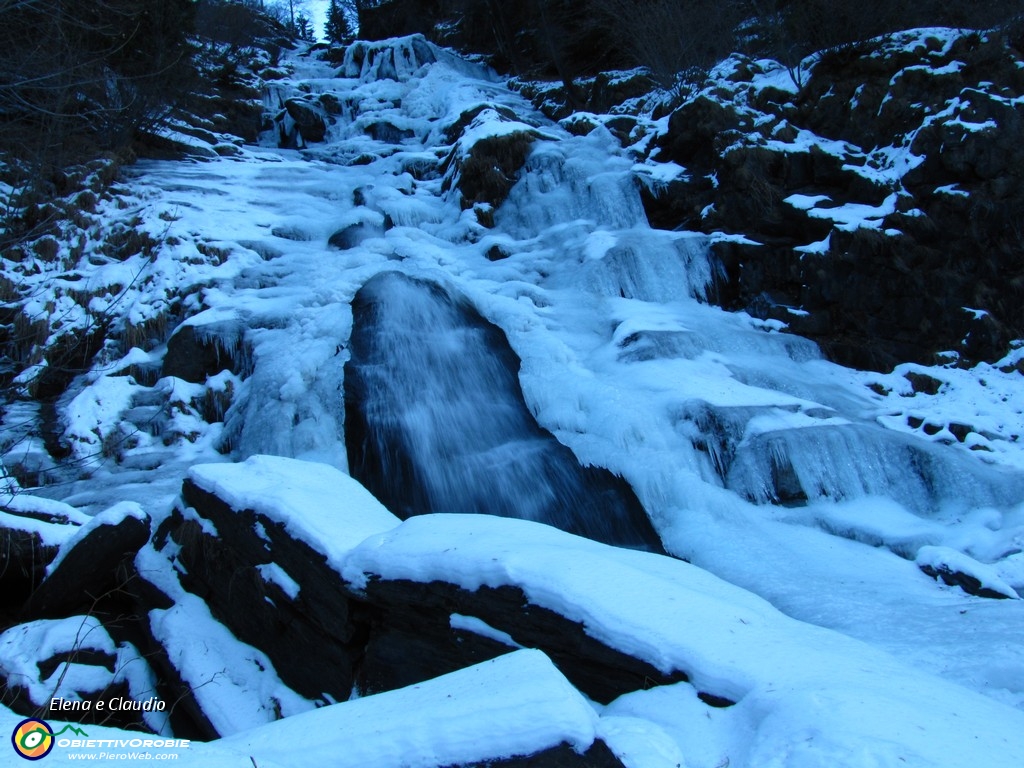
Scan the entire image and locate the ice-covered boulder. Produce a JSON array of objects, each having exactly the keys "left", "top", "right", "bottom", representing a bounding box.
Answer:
[
  {"left": 284, "top": 97, "right": 327, "bottom": 143},
  {"left": 162, "top": 319, "right": 249, "bottom": 385},
  {"left": 441, "top": 105, "right": 544, "bottom": 211}
]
